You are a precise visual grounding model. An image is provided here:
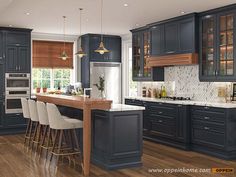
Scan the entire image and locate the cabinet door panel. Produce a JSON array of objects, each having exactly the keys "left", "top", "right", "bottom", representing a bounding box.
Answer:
[
  {"left": 0, "top": 32, "right": 3, "bottom": 64},
  {"left": 6, "top": 32, "right": 29, "bottom": 46},
  {"left": 6, "top": 46, "right": 18, "bottom": 72},
  {"left": 0, "top": 100, "right": 3, "bottom": 126},
  {"left": 104, "top": 37, "right": 121, "bottom": 62},
  {"left": 179, "top": 19, "right": 194, "bottom": 53},
  {"left": 89, "top": 36, "right": 104, "bottom": 61},
  {"left": 18, "top": 47, "right": 30, "bottom": 72},
  {"left": 164, "top": 22, "right": 179, "bottom": 54},
  {"left": 150, "top": 25, "right": 163, "bottom": 56}
]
